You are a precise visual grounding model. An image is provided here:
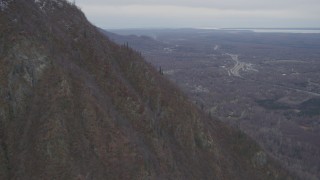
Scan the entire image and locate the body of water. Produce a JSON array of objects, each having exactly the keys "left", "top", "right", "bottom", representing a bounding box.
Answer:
[{"left": 226, "top": 28, "right": 320, "bottom": 34}]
